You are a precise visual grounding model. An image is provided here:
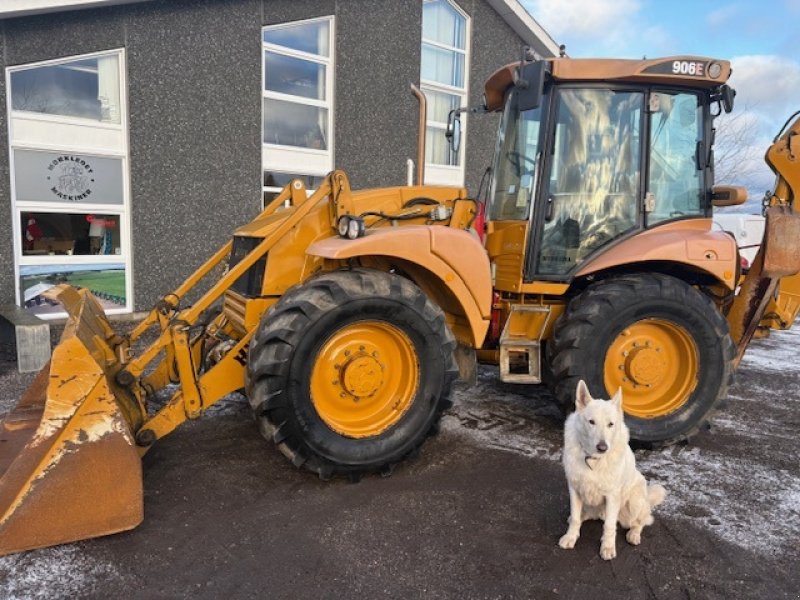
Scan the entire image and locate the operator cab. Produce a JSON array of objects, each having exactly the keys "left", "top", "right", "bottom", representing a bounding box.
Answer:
[{"left": 471, "top": 56, "right": 735, "bottom": 286}]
